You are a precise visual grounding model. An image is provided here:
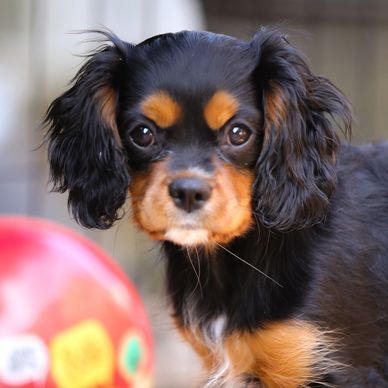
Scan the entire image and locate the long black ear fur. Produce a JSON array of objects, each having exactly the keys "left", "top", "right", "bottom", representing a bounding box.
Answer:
[
  {"left": 251, "top": 28, "right": 352, "bottom": 231},
  {"left": 43, "top": 31, "right": 131, "bottom": 229}
]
